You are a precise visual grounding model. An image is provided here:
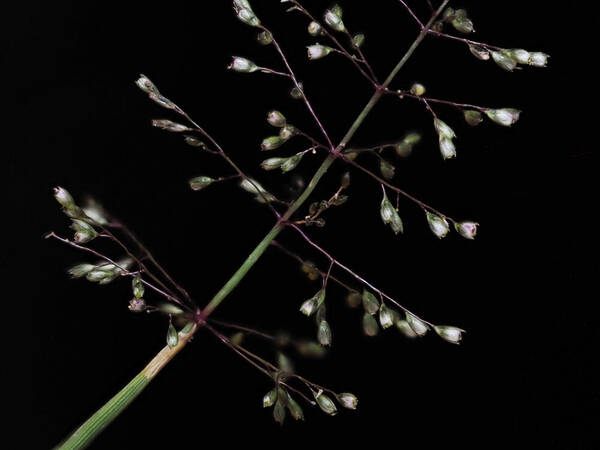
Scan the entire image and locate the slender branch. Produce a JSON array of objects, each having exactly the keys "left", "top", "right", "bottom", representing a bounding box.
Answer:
[
  {"left": 341, "top": 155, "right": 456, "bottom": 222},
  {"left": 209, "top": 318, "right": 277, "bottom": 342},
  {"left": 45, "top": 232, "right": 190, "bottom": 310},
  {"left": 260, "top": 24, "right": 336, "bottom": 151},
  {"left": 105, "top": 220, "right": 193, "bottom": 303},
  {"left": 343, "top": 29, "right": 380, "bottom": 84},
  {"left": 387, "top": 88, "right": 490, "bottom": 112},
  {"left": 289, "top": 0, "right": 378, "bottom": 87},
  {"left": 398, "top": 0, "right": 424, "bottom": 28},
  {"left": 259, "top": 67, "right": 292, "bottom": 78},
  {"left": 180, "top": 111, "right": 284, "bottom": 217},
  {"left": 428, "top": 29, "right": 503, "bottom": 51},
  {"left": 98, "top": 227, "right": 190, "bottom": 306},
  {"left": 288, "top": 224, "right": 435, "bottom": 327},
  {"left": 270, "top": 241, "right": 356, "bottom": 293},
  {"left": 396, "top": 0, "right": 503, "bottom": 51},
  {"left": 204, "top": 324, "right": 323, "bottom": 405}
]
